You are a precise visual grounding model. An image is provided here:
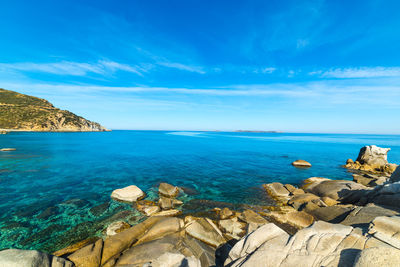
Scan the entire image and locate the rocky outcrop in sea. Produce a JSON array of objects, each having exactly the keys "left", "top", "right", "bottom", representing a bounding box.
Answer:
[{"left": 1, "top": 145, "right": 400, "bottom": 266}]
